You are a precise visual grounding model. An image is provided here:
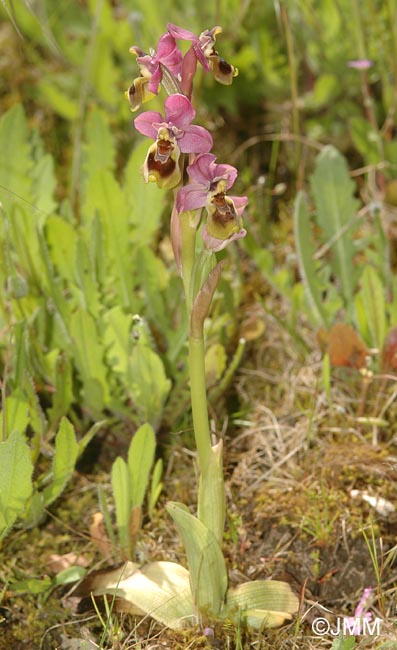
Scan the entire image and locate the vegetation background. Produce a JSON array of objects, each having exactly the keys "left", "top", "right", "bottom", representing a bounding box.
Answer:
[{"left": 0, "top": 0, "right": 396, "bottom": 648}]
